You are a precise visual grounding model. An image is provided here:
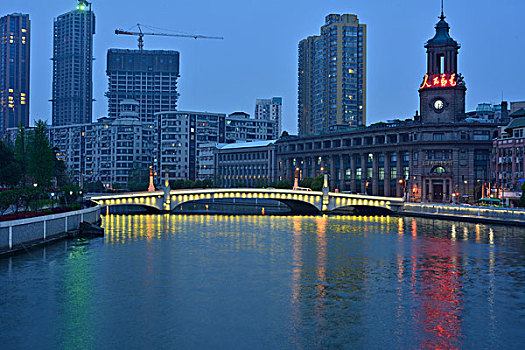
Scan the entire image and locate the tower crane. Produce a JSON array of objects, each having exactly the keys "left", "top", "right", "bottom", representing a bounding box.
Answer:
[{"left": 115, "top": 24, "right": 223, "bottom": 51}]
